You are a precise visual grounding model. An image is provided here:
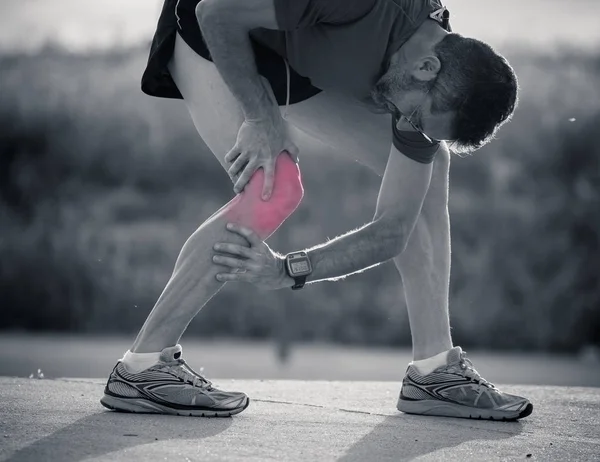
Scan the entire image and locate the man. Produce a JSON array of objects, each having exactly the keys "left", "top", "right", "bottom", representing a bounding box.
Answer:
[{"left": 100, "top": 0, "right": 533, "bottom": 420}]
